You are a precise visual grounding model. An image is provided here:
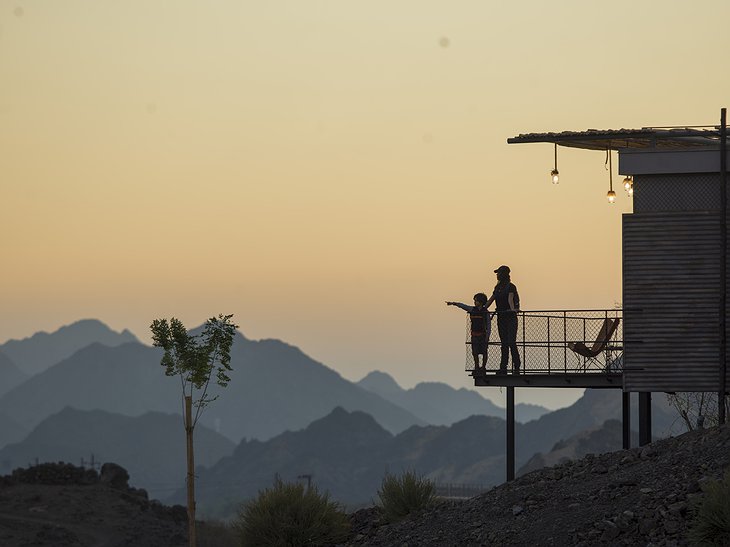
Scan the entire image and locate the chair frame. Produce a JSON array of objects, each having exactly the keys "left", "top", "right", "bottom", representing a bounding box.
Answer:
[{"left": 568, "top": 317, "right": 621, "bottom": 371}]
